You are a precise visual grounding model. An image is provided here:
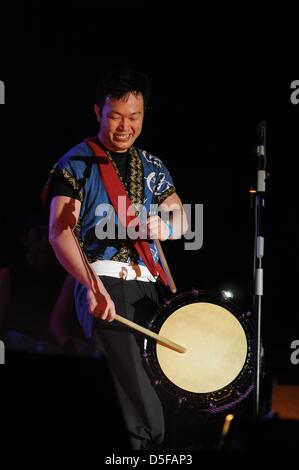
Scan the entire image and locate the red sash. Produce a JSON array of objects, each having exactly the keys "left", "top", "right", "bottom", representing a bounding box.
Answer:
[{"left": 85, "top": 137, "right": 168, "bottom": 287}]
